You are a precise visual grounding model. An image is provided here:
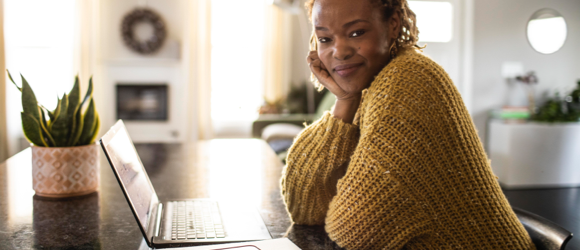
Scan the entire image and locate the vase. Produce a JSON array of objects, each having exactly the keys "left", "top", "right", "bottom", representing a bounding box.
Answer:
[
  {"left": 31, "top": 144, "right": 100, "bottom": 198},
  {"left": 526, "top": 84, "right": 536, "bottom": 115}
]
